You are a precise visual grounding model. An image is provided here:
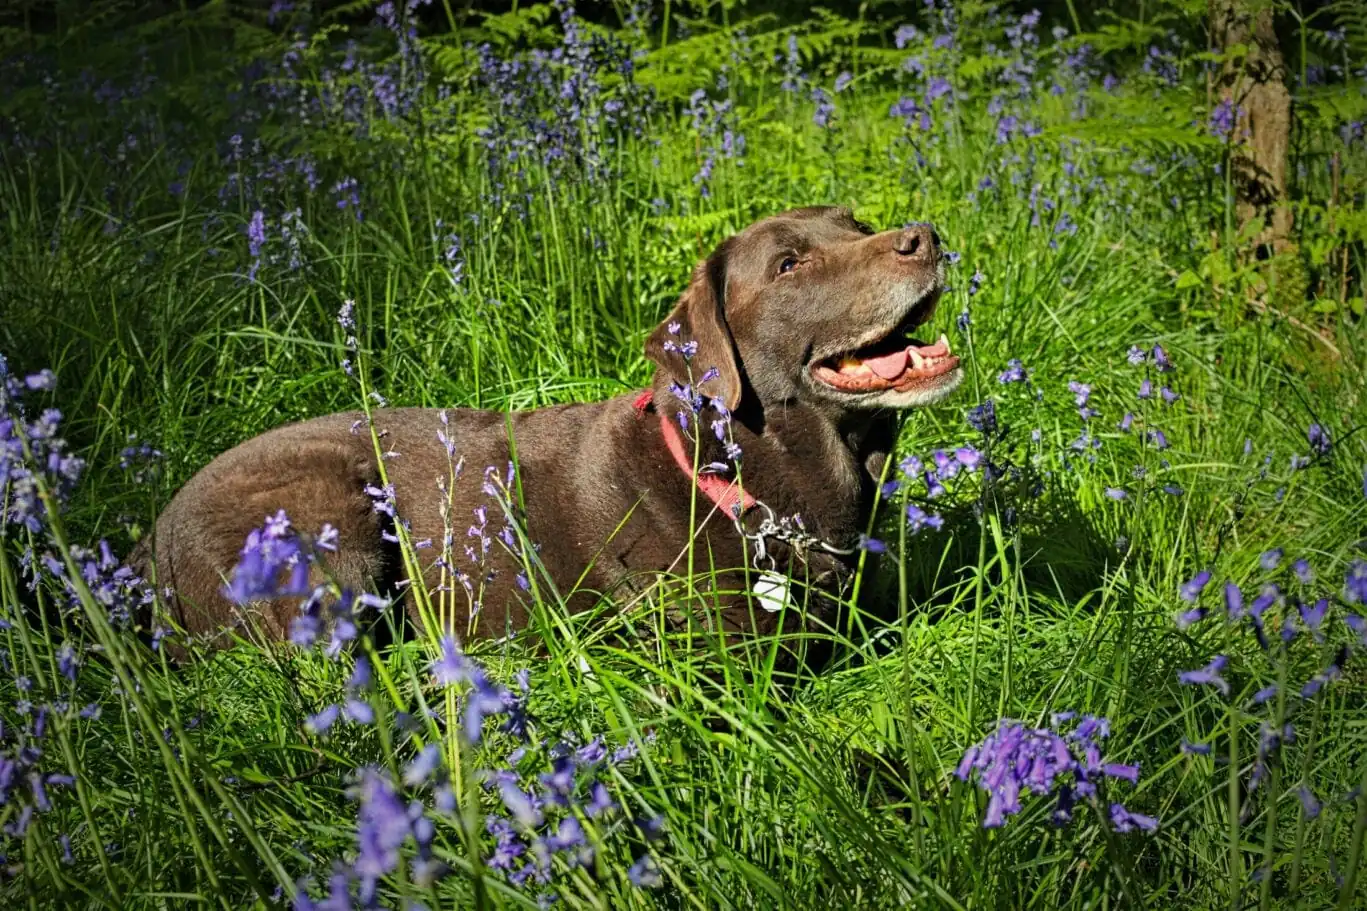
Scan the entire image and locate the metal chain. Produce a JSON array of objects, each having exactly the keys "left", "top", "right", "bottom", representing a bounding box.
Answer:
[{"left": 733, "top": 499, "right": 860, "bottom": 570}]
